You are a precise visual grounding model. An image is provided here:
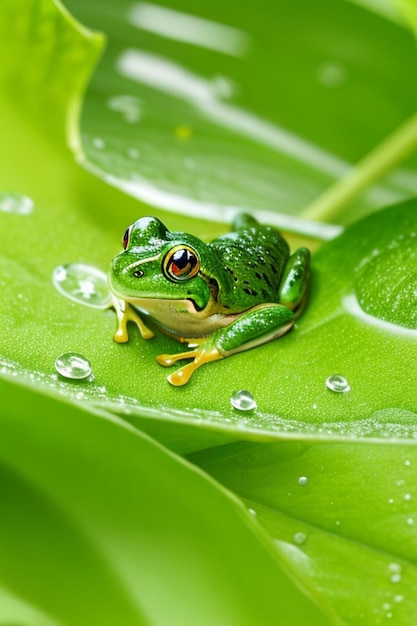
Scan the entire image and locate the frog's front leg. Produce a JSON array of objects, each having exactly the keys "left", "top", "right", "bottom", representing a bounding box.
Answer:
[
  {"left": 112, "top": 295, "right": 155, "bottom": 343},
  {"left": 278, "top": 247, "right": 310, "bottom": 315},
  {"left": 157, "top": 304, "right": 294, "bottom": 386}
]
